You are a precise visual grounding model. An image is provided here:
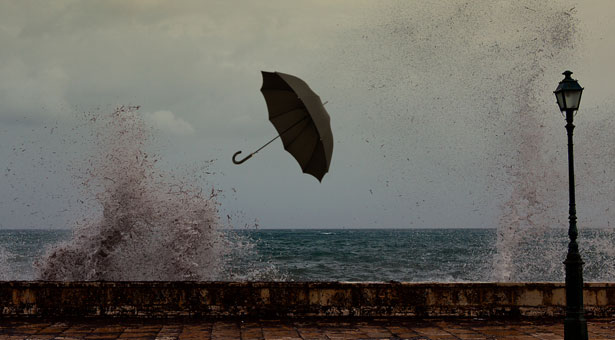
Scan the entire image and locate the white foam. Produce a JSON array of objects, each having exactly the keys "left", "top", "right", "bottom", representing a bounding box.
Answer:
[{"left": 34, "top": 106, "right": 271, "bottom": 281}]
